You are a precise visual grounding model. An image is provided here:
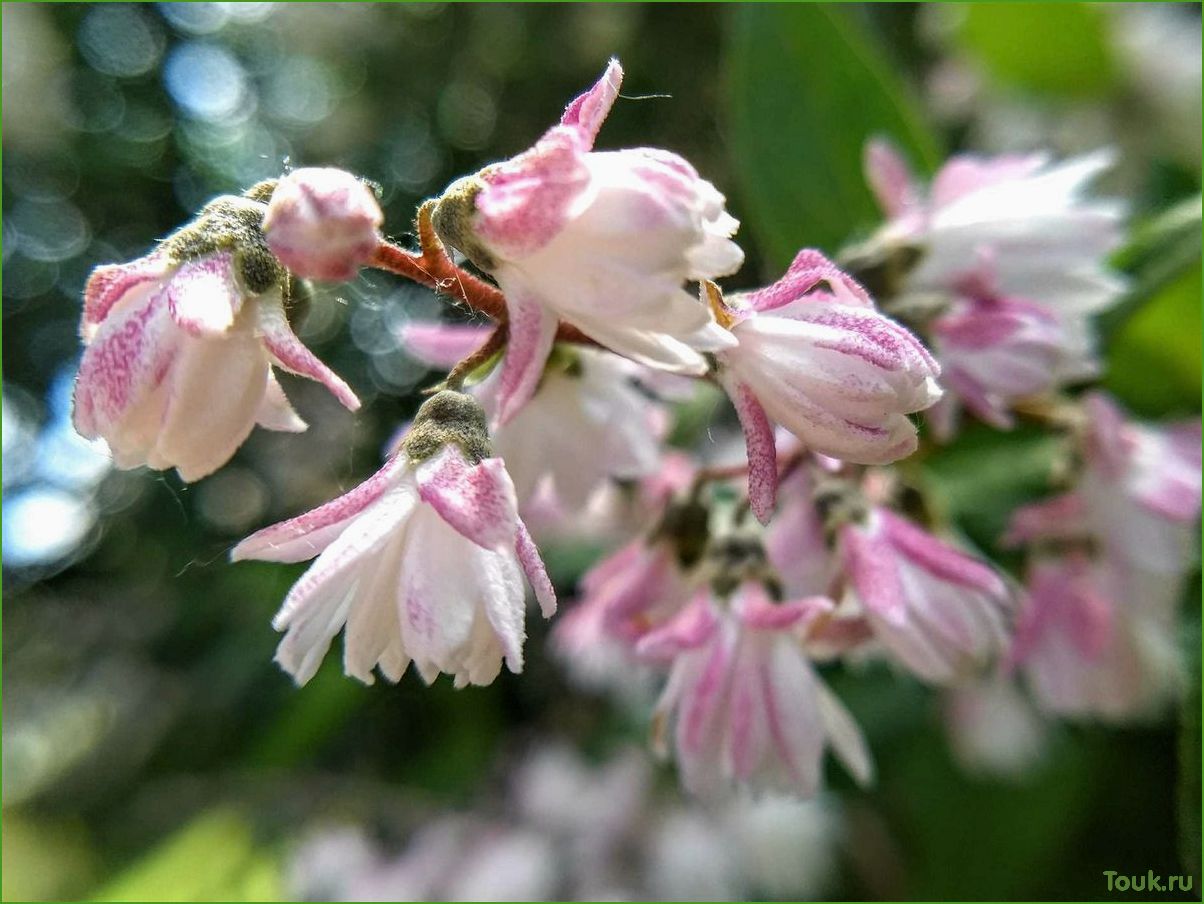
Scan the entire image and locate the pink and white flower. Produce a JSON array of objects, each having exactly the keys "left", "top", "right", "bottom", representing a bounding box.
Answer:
[
  {"left": 73, "top": 242, "right": 359, "bottom": 482},
  {"left": 865, "top": 140, "right": 1126, "bottom": 321},
  {"left": 434, "top": 59, "right": 742, "bottom": 425},
  {"left": 262, "top": 167, "right": 383, "bottom": 281},
  {"left": 1078, "top": 392, "right": 1202, "bottom": 576},
  {"left": 838, "top": 508, "right": 1014, "bottom": 684},
  {"left": 1005, "top": 393, "right": 1202, "bottom": 579},
  {"left": 492, "top": 348, "right": 666, "bottom": 509},
  {"left": 713, "top": 250, "right": 941, "bottom": 521},
  {"left": 574, "top": 534, "right": 696, "bottom": 643},
  {"left": 1011, "top": 554, "right": 1182, "bottom": 718},
  {"left": 232, "top": 394, "right": 556, "bottom": 687},
  {"left": 638, "top": 584, "right": 873, "bottom": 797},
  {"left": 398, "top": 320, "right": 667, "bottom": 510},
  {"left": 926, "top": 291, "right": 1081, "bottom": 439}
]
